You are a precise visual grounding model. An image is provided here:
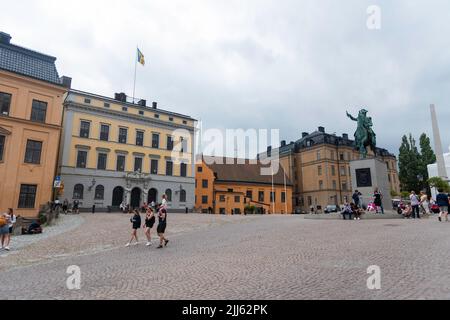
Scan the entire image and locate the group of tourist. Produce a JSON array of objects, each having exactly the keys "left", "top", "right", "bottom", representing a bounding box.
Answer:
[
  {"left": 126, "top": 194, "right": 169, "bottom": 249},
  {"left": 0, "top": 208, "right": 16, "bottom": 251}
]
